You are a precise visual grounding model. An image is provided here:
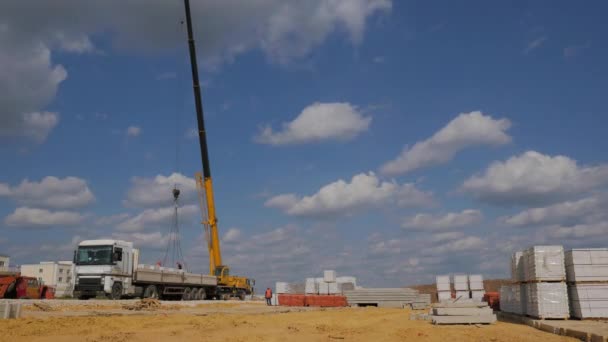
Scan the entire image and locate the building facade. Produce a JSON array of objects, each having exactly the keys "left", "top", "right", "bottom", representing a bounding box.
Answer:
[
  {"left": 20, "top": 261, "right": 75, "bottom": 297},
  {"left": 0, "top": 254, "right": 9, "bottom": 272}
]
